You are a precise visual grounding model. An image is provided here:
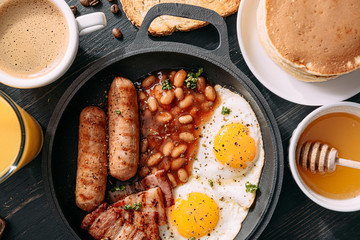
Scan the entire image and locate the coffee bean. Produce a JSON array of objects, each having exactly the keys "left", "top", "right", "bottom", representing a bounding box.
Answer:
[
  {"left": 112, "top": 28, "right": 122, "bottom": 39},
  {"left": 70, "top": 5, "right": 77, "bottom": 15},
  {"left": 89, "top": 0, "right": 101, "bottom": 6},
  {"left": 79, "top": 0, "right": 90, "bottom": 7},
  {"left": 110, "top": 4, "right": 119, "bottom": 13}
]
